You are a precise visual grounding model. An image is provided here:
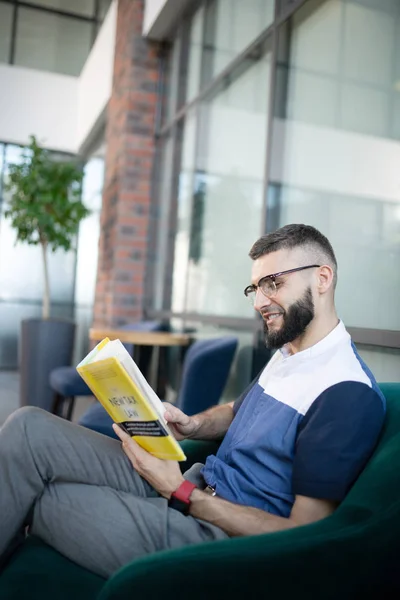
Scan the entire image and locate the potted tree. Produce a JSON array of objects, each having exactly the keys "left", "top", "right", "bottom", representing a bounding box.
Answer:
[{"left": 4, "top": 135, "right": 90, "bottom": 411}]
